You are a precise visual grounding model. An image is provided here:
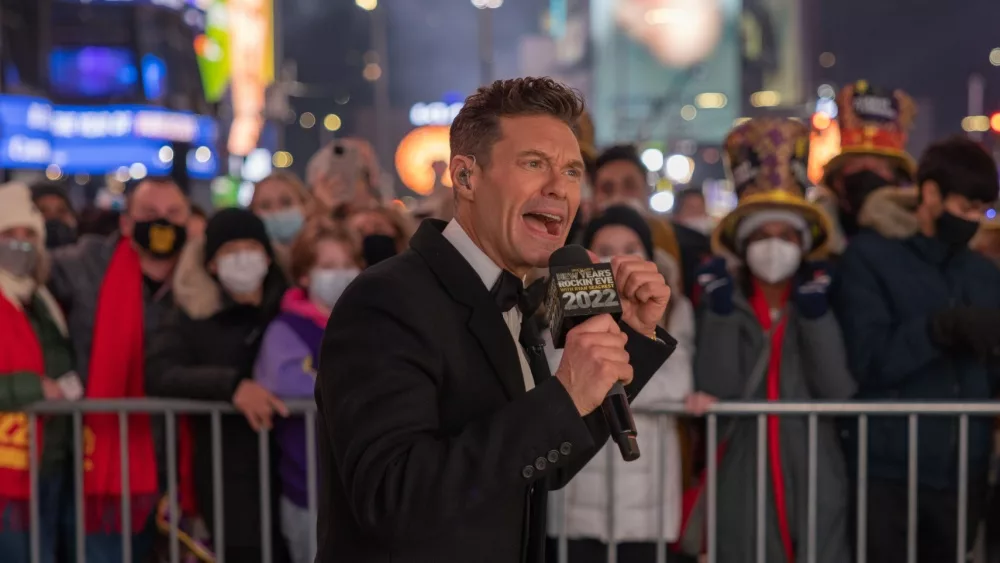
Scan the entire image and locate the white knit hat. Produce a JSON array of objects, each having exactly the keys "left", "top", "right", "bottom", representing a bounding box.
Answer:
[{"left": 0, "top": 182, "right": 46, "bottom": 246}]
